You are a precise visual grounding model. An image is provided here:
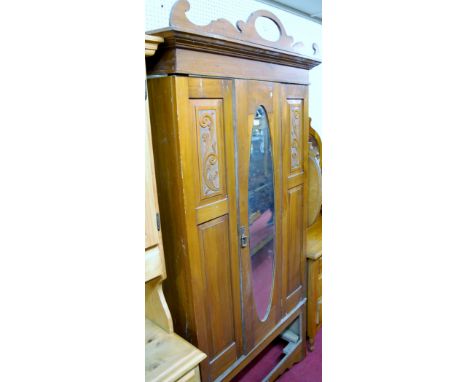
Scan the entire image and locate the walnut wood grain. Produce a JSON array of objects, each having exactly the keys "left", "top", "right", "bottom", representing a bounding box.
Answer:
[
  {"left": 147, "top": 76, "right": 198, "bottom": 344},
  {"left": 170, "top": 0, "right": 240, "bottom": 39},
  {"left": 148, "top": 28, "right": 318, "bottom": 71},
  {"left": 147, "top": 77, "right": 243, "bottom": 382},
  {"left": 145, "top": 1, "right": 321, "bottom": 81},
  {"left": 147, "top": 77, "right": 311, "bottom": 381},
  {"left": 146, "top": 47, "right": 311, "bottom": 85},
  {"left": 235, "top": 79, "right": 283, "bottom": 353},
  {"left": 145, "top": 4, "right": 314, "bottom": 376},
  {"left": 281, "top": 85, "right": 308, "bottom": 316}
]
